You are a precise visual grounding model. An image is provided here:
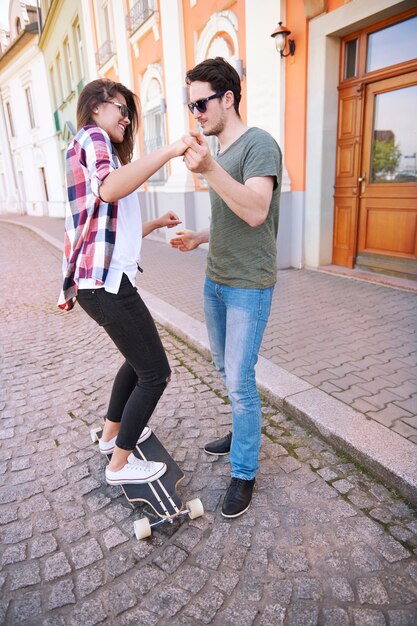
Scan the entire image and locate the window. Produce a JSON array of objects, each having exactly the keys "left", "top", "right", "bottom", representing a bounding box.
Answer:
[
  {"left": 74, "top": 22, "right": 85, "bottom": 79},
  {"left": 5, "top": 101, "right": 15, "bottom": 137},
  {"left": 50, "top": 66, "right": 57, "bottom": 109},
  {"left": 143, "top": 107, "right": 167, "bottom": 183},
  {"left": 367, "top": 15, "right": 417, "bottom": 73},
  {"left": 25, "top": 86, "right": 36, "bottom": 128},
  {"left": 344, "top": 39, "right": 358, "bottom": 79},
  {"left": 64, "top": 39, "right": 75, "bottom": 91},
  {"left": 56, "top": 53, "right": 65, "bottom": 102}
]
